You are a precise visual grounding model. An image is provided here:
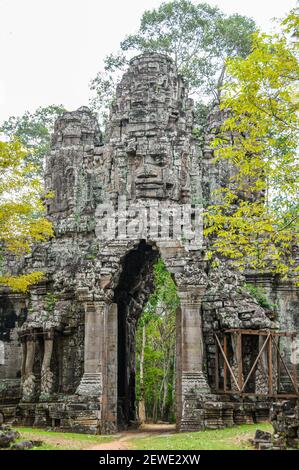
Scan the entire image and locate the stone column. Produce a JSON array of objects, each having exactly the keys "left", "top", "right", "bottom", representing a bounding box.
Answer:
[
  {"left": 177, "top": 288, "right": 210, "bottom": 431},
  {"left": 20, "top": 340, "right": 27, "bottom": 384},
  {"left": 22, "top": 333, "right": 37, "bottom": 402},
  {"left": 40, "top": 330, "right": 54, "bottom": 400},
  {"left": 76, "top": 301, "right": 106, "bottom": 396},
  {"left": 101, "top": 303, "right": 118, "bottom": 433}
]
